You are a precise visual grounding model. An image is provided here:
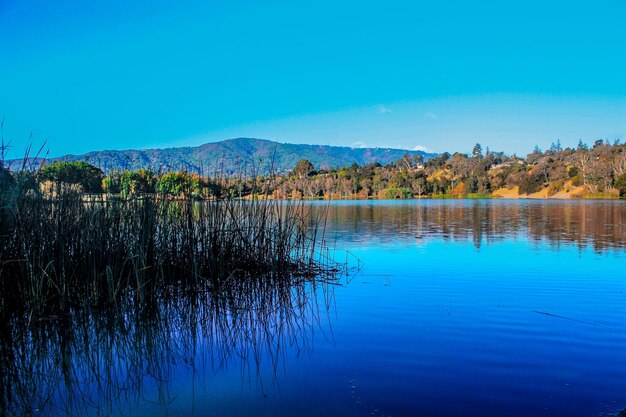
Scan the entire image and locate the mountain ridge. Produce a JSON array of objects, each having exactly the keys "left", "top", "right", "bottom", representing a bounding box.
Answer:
[{"left": 9, "top": 138, "right": 436, "bottom": 174}]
